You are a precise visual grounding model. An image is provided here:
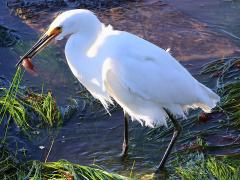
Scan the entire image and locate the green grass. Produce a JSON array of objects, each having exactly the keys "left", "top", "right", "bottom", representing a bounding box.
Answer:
[
  {"left": 170, "top": 153, "right": 240, "bottom": 180},
  {"left": 0, "top": 146, "right": 126, "bottom": 180},
  {"left": 200, "top": 56, "right": 240, "bottom": 128},
  {"left": 24, "top": 160, "right": 125, "bottom": 180},
  {"left": 0, "top": 67, "right": 63, "bottom": 138},
  {"left": 0, "top": 67, "right": 29, "bottom": 135},
  {"left": 24, "top": 91, "right": 62, "bottom": 127},
  {"left": 2, "top": 56, "right": 240, "bottom": 179},
  {"left": 0, "top": 146, "right": 19, "bottom": 179},
  {"left": 145, "top": 56, "right": 240, "bottom": 179},
  {"left": 148, "top": 57, "right": 240, "bottom": 141},
  {"left": 0, "top": 67, "right": 125, "bottom": 180},
  {"left": 218, "top": 81, "right": 240, "bottom": 128}
]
